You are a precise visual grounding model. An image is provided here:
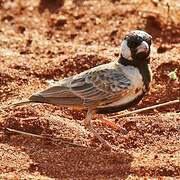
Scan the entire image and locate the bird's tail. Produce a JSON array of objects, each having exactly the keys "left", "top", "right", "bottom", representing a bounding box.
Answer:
[
  {"left": 12, "top": 100, "right": 36, "bottom": 107},
  {"left": 12, "top": 94, "right": 45, "bottom": 107}
]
